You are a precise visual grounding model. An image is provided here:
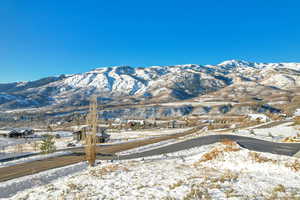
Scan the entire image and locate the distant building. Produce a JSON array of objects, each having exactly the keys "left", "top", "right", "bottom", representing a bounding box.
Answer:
[
  {"left": 247, "top": 114, "right": 269, "bottom": 122},
  {"left": 168, "top": 120, "right": 187, "bottom": 128},
  {"left": 127, "top": 120, "right": 145, "bottom": 125},
  {"left": 6, "top": 128, "right": 34, "bottom": 138},
  {"left": 294, "top": 109, "right": 300, "bottom": 117},
  {"left": 73, "top": 127, "right": 110, "bottom": 143}
]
